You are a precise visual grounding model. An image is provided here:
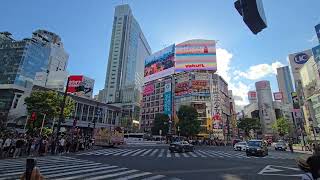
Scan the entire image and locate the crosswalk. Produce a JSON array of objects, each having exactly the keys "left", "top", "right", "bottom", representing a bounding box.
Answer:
[
  {"left": 77, "top": 148, "right": 297, "bottom": 160},
  {"left": 0, "top": 156, "right": 178, "bottom": 180}
]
